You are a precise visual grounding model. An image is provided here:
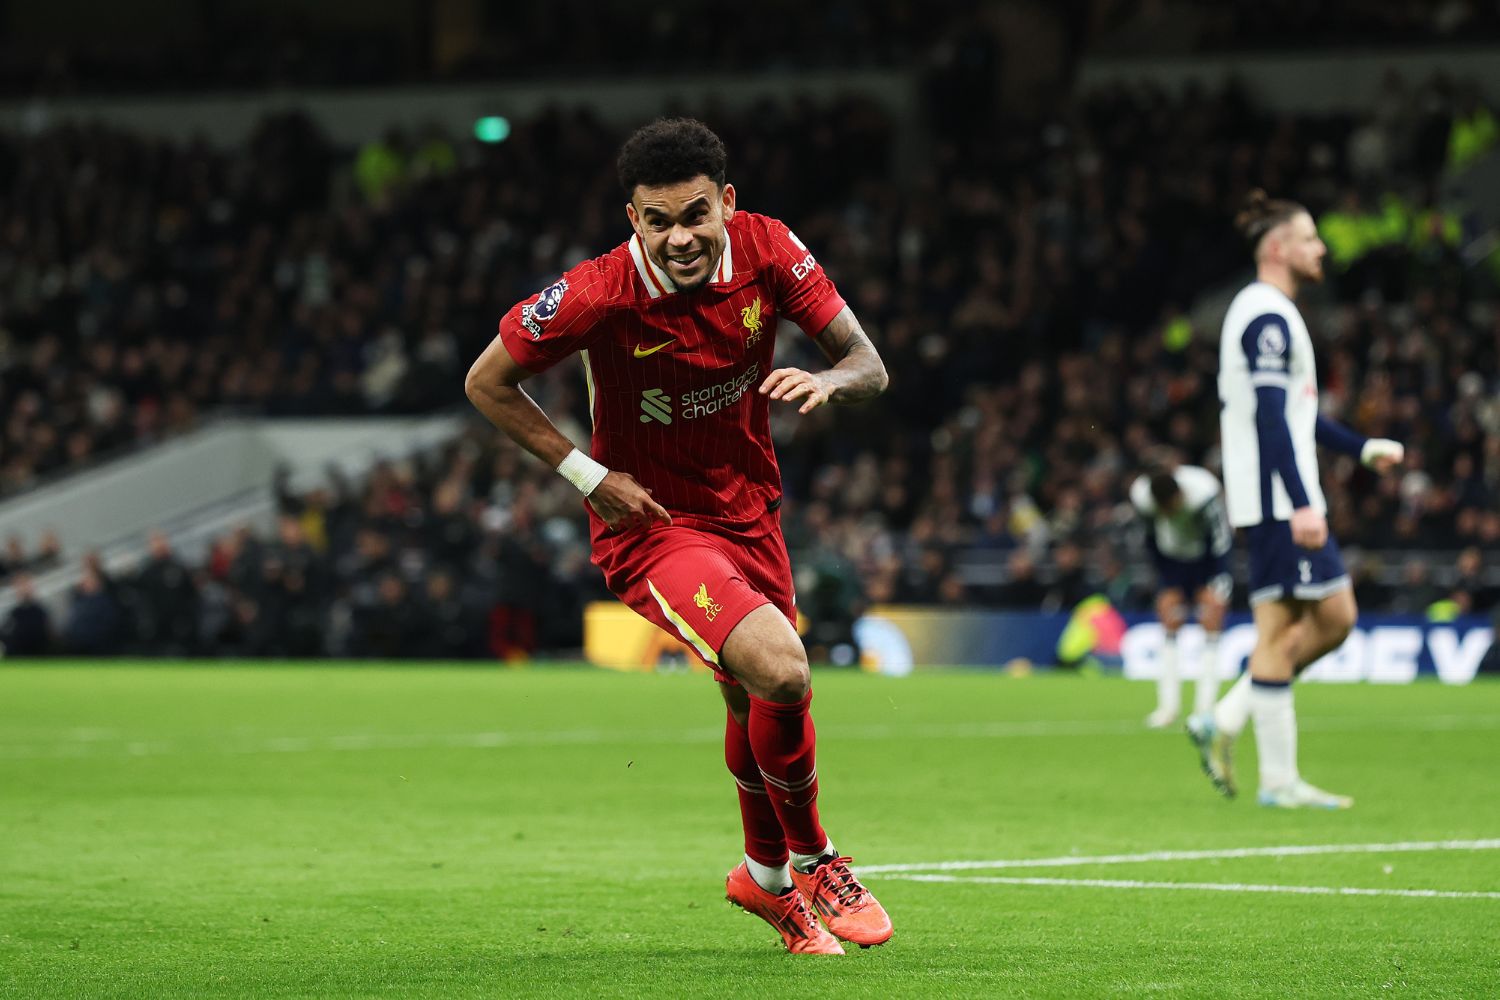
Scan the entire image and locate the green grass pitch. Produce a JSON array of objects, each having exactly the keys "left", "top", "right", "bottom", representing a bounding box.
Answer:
[{"left": 3, "top": 663, "right": 1498, "bottom": 998}]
